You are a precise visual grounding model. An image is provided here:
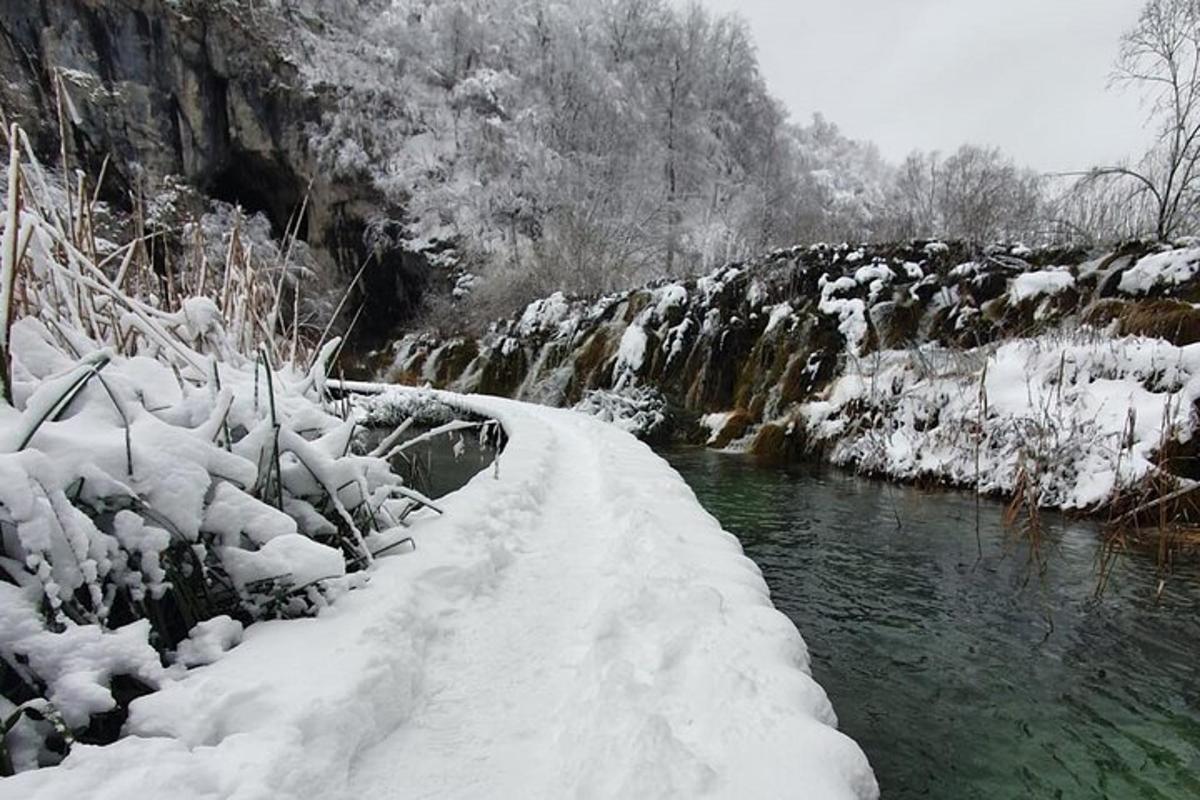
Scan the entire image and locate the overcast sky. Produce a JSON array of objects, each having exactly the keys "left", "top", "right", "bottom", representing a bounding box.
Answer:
[{"left": 699, "top": 0, "right": 1154, "bottom": 172}]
